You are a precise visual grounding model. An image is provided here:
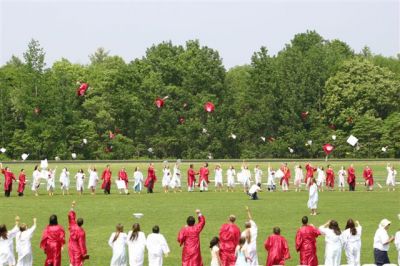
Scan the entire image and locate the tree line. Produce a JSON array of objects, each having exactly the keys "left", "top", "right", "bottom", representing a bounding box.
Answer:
[{"left": 0, "top": 30, "right": 399, "bottom": 160}]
